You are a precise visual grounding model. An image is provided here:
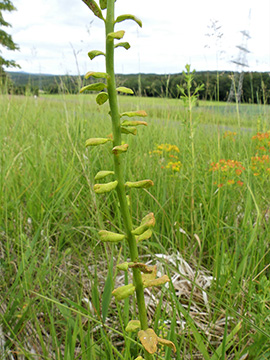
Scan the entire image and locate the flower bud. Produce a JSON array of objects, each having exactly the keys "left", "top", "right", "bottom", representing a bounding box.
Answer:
[
  {"left": 98, "top": 230, "right": 125, "bottom": 242},
  {"left": 115, "top": 42, "right": 131, "bottom": 50},
  {"left": 112, "top": 284, "right": 135, "bottom": 301},
  {"left": 99, "top": 0, "right": 107, "bottom": 10},
  {"left": 132, "top": 212, "right": 155, "bottom": 235},
  {"left": 129, "top": 262, "right": 153, "bottom": 274},
  {"left": 115, "top": 14, "right": 142, "bottom": 28},
  {"left": 112, "top": 144, "right": 129, "bottom": 155},
  {"left": 157, "top": 336, "right": 176, "bottom": 353},
  {"left": 82, "top": 0, "right": 104, "bottom": 20},
  {"left": 120, "top": 110, "right": 147, "bottom": 118},
  {"left": 125, "top": 320, "right": 141, "bottom": 332},
  {"left": 107, "top": 30, "right": 125, "bottom": 41},
  {"left": 138, "top": 329, "right": 158, "bottom": 354},
  {"left": 116, "top": 262, "right": 130, "bottom": 271},
  {"left": 136, "top": 228, "right": 152, "bottom": 242},
  {"left": 80, "top": 82, "right": 107, "bottom": 93},
  {"left": 125, "top": 180, "right": 153, "bottom": 189},
  {"left": 85, "top": 138, "right": 111, "bottom": 147},
  {"left": 116, "top": 87, "right": 134, "bottom": 94},
  {"left": 121, "top": 120, "right": 147, "bottom": 127},
  {"left": 96, "top": 92, "right": 108, "bottom": 105},
  {"left": 94, "top": 180, "right": 118, "bottom": 194},
  {"left": 88, "top": 50, "right": 105, "bottom": 60},
  {"left": 85, "top": 71, "right": 108, "bottom": 79},
  {"left": 94, "top": 170, "right": 114, "bottom": 180},
  {"left": 143, "top": 275, "right": 170, "bottom": 288},
  {"left": 121, "top": 127, "right": 137, "bottom": 135}
]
